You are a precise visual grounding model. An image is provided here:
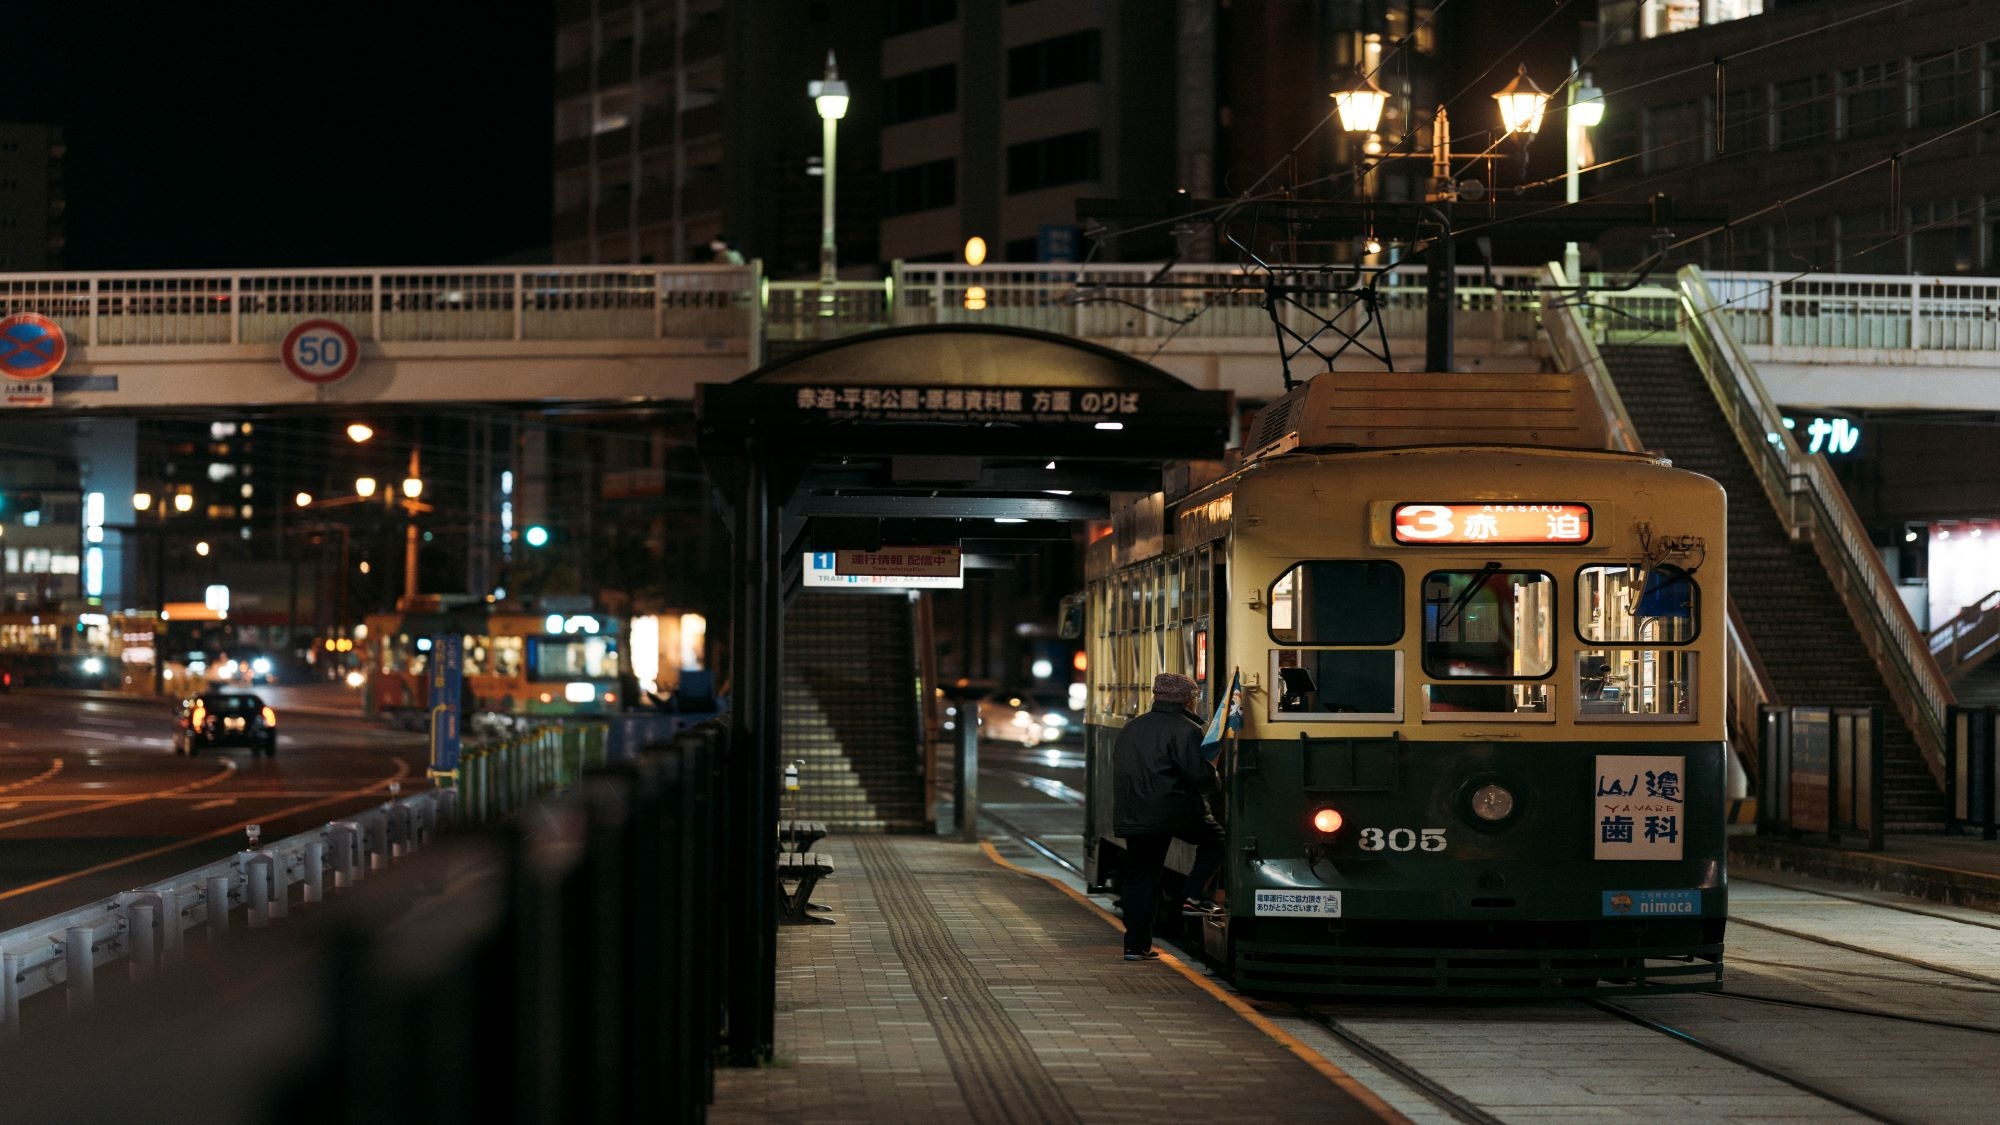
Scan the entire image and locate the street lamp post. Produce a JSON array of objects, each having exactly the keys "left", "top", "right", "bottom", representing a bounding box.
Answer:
[
  {"left": 1564, "top": 69, "right": 1605, "bottom": 281},
  {"left": 809, "top": 51, "right": 850, "bottom": 287}
]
